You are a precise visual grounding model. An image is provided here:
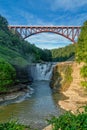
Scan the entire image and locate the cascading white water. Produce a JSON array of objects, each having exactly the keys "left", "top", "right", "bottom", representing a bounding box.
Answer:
[{"left": 28, "top": 63, "right": 56, "bottom": 81}]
